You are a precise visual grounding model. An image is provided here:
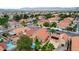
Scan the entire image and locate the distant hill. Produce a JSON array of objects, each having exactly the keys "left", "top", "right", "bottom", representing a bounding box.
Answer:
[
  {"left": 20, "top": 7, "right": 79, "bottom": 12},
  {"left": 0, "top": 7, "right": 79, "bottom": 13}
]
